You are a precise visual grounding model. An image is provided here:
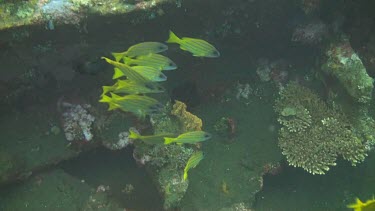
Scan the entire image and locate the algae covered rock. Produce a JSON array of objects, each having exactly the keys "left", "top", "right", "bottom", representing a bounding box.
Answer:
[
  {"left": 322, "top": 36, "right": 374, "bottom": 103},
  {"left": 132, "top": 100, "right": 203, "bottom": 209},
  {"left": 275, "top": 82, "right": 368, "bottom": 175}
]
